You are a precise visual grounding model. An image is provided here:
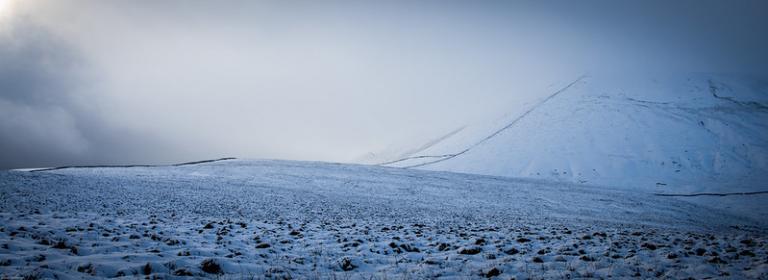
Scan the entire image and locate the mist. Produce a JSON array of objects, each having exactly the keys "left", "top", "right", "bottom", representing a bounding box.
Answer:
[{"left": 1, "top": 0, "right": 766, "bottom": 169}]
